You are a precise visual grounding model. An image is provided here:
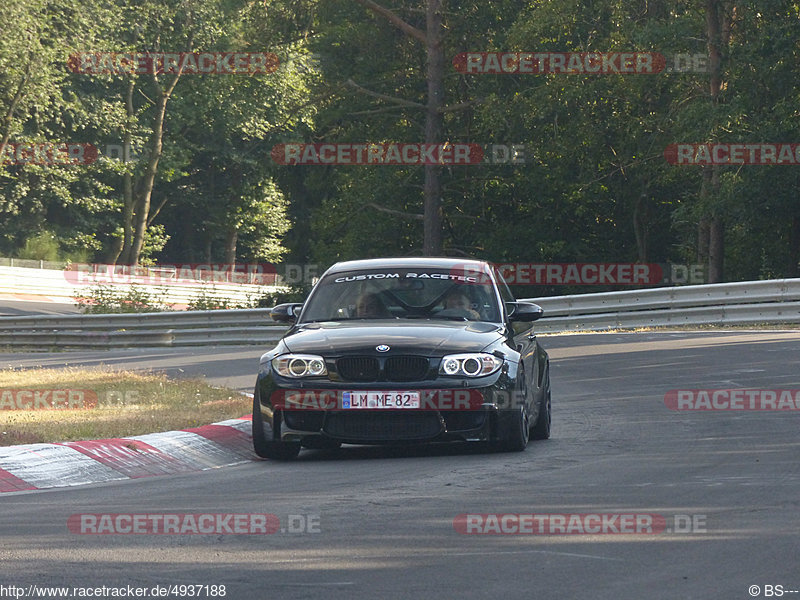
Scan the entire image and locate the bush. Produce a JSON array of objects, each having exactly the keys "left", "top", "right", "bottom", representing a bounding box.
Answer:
[
  {"left": 186, "top": 286, "right": 241, "bottom": 311},
  {"left": 186, "top": 285, "right": 307, "bottom": 311},
  {"left": 254, "top": 285, "right": 309, "bottom": 307},
  {"left": 75, "top": 285, "right": 170, "bottom": 313},
  {"left": 18, "top": 231, "right": 61, "bottom": 261}
]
